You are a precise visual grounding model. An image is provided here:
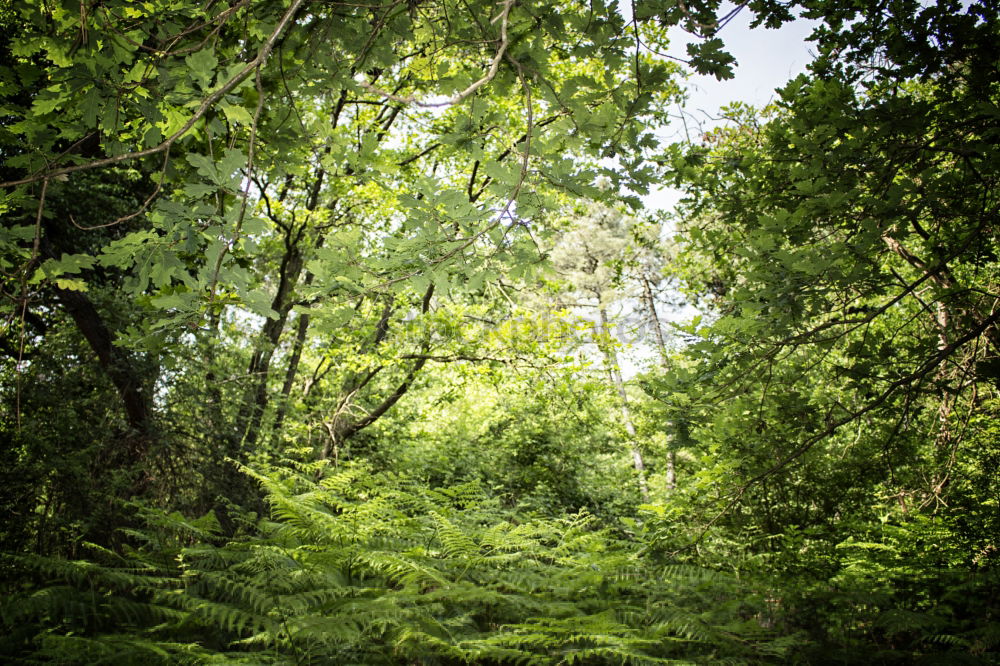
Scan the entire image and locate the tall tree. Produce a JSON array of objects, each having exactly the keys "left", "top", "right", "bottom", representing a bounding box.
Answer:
[{"left": 550, "top": 204, "right": 651, "bottom": 499}]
